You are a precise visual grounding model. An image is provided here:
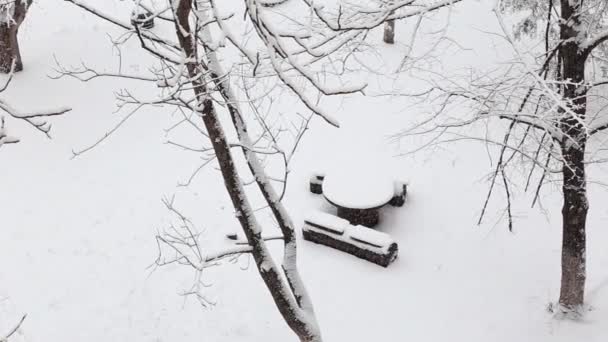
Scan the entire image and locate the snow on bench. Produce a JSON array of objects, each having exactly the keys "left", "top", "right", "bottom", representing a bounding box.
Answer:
[
  {"left": 302, "top": 211, "right": 398, "bottom": 267},
  {"left": 349, "top": 225, "right": 394, "bottom": 248},
  {"left": 304, "top": 211, "right": 348, "bottom": 235},
  {"left": 322, "top": 169, "right": 394, "bottom": 210}
]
